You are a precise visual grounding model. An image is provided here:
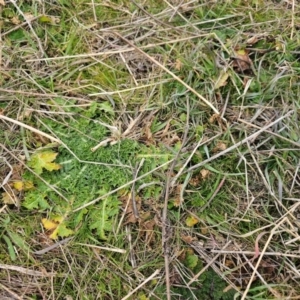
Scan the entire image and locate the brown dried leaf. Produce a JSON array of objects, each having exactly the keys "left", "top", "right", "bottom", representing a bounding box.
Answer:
[
  {"left": 145, "top": 125, "right": 153, "bottom": 141},
  {"left": 200, "top": 169, "right": 211, "bottom": 180},
  {"left": 24, "top": 13, "right": 35, "bottom": 22},
  {"left": 175, "top": 59, "right": 183, "bottom": 70},
  {"left": 232, "top": 48, "right": 252, "bottom": 72},
  {"left": 2, "top": 192, "right": 15, "bottom": 205},
  {"left": 142, "top": 219, "right": 156, "bottom": 246},
  {"left": 189, "top": 174, "right": 201, "bottom": 187},
  {"left": 200, "top": 227, "right": 208, "bottom": 235},
  {"left": 209, "top": 113, "right": 220, "bottom": 124},
  {"left": 213, "top": 142, "right": 227, "bottom": 153},
  {"left": 181, "top": 234, "right": 195, "bottom": 244},
  {"left": 33, "top": 133, "right": 51, "bottom": 145},
  {"left": 170, "top": 269, "right": 182, "bottom": 285},
  {"left": 246, "top": 35, "right": 259, "bottom": 45},
  {"left": 125, "top": 213, "right": 138, "bottom": 224},
  {"left": 4, "top": 164, "right": 24, "bottom": 183},
  {"left": 121, "top": 193, "right": 141, "bottom": 224},
  {"left": 173, "top": 184, "right": 183, "bottom": 207},
  {"left": 11, "top": 16, "right": 21, "bottom": 25},
  {"left": 142, "top": 123, "right": 154, "bottom": 145},
  {"left": 161, "top": 133, "right": 180, "bottom": 146}
]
